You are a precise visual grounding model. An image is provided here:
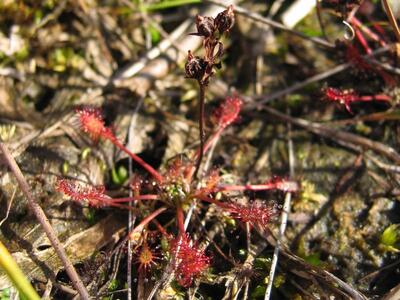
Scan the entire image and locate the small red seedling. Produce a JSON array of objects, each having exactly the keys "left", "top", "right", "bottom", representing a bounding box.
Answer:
[{"left": 170, "top": 234, "right": 210, "bottom": 287}]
